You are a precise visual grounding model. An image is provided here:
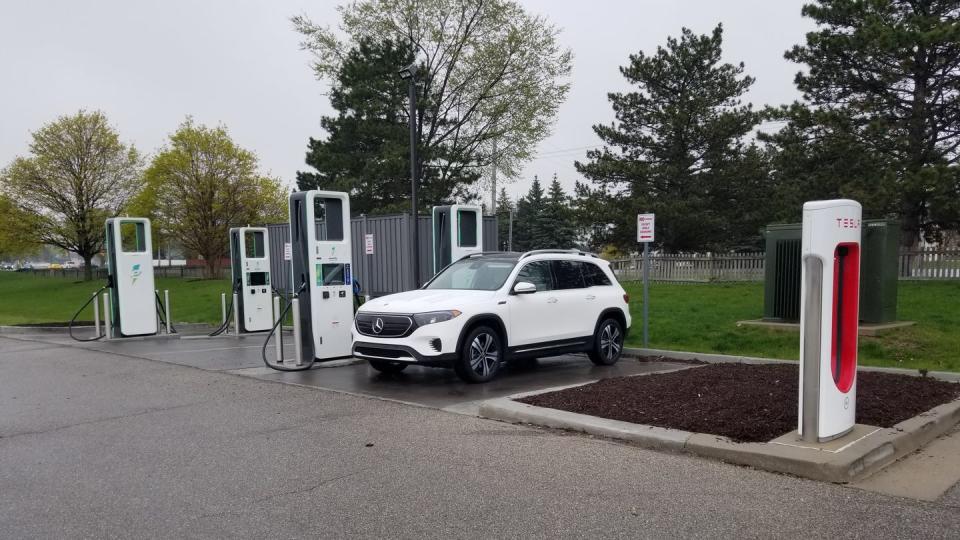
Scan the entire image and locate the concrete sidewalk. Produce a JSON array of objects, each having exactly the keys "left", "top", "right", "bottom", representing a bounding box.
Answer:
[{"left": 2, "top": 335, "right": 960, "bottom": 538}]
